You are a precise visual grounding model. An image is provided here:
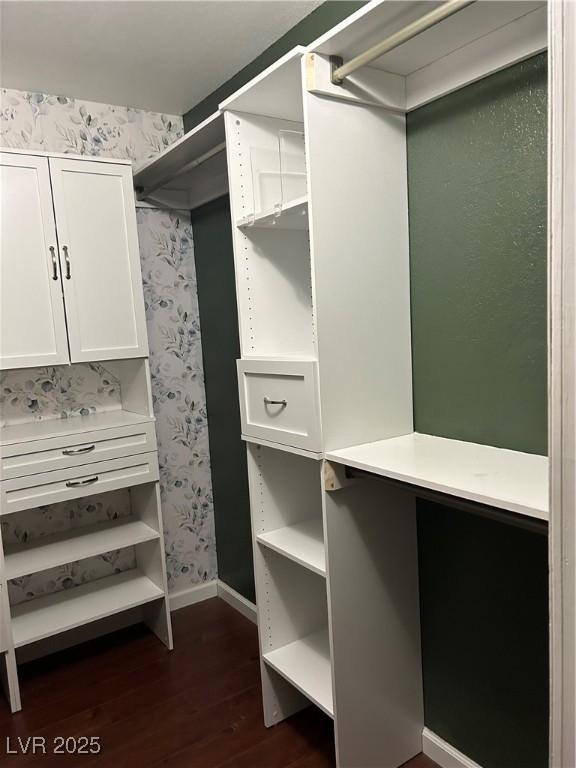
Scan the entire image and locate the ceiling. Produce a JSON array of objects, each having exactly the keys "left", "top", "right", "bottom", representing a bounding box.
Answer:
[{"left": 0, "top": 0, "right": 323, "bottom": 115}]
